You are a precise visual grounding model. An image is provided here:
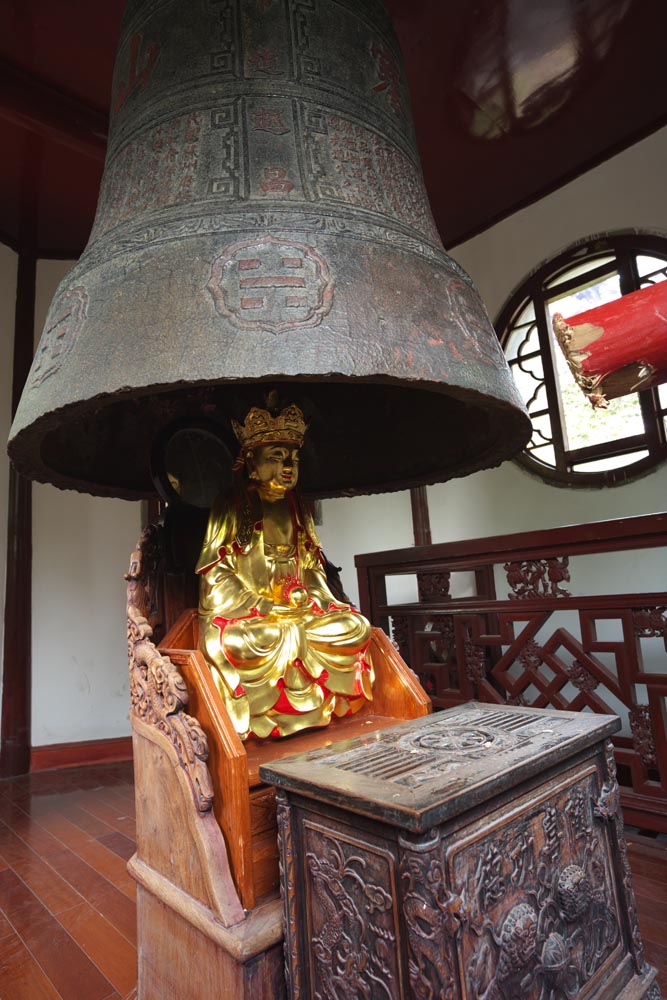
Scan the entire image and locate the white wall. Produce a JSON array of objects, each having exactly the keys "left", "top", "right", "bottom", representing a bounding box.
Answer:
[
  {"left": 0, "top": 244, "right": 18, "bottom": 732},
  {"left": 318, "top": 491, "right": 415, "bottom": 608},
  {"left": 31, "top": 260, "right": 141, "bottom": 745},
  {"left": 323, "top": 125, "right": 667, "bottom": 600},
  {"left": 427, "top": 124, "right": 667, "bottom": 591}
]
